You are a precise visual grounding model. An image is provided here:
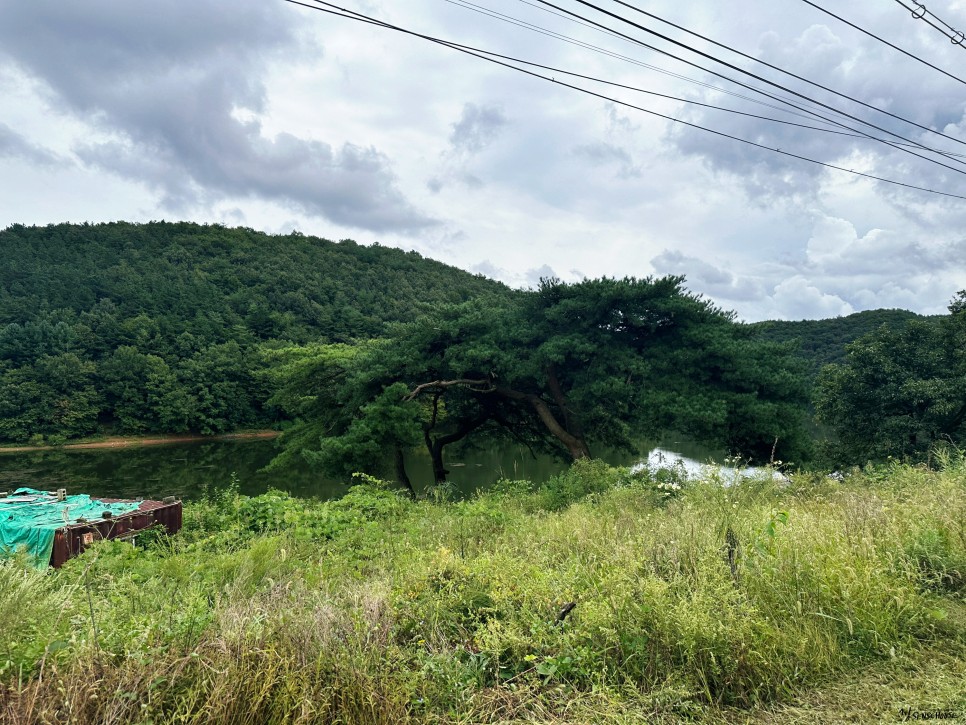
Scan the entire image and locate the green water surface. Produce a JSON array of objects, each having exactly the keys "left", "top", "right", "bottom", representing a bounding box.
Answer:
[{"left": 0, "top": 437, "right": 718, "bottom": 501}]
